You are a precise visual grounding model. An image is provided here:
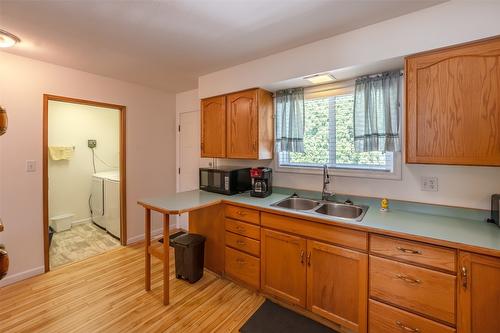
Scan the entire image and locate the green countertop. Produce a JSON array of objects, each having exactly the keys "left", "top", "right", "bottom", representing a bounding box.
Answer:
[{"left": 139, "top": 189, "right": 500, "bottom": 255}]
